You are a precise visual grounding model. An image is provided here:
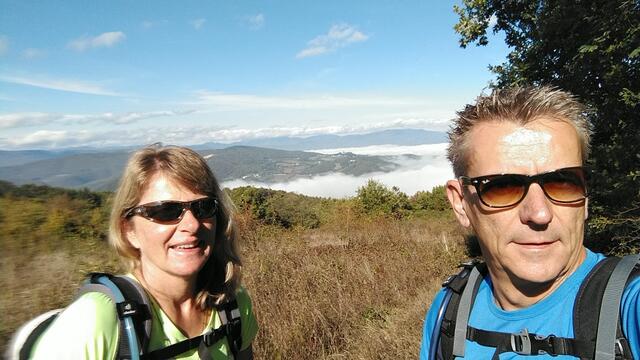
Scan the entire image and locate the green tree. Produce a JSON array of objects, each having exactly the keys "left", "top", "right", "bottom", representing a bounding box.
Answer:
[
  {"left": 355, "top": 180, "right": 411, "bottom": 218},
  {"left": 454, "top": 0, "right": 640, "bottom": 253},
  {"left": 412, "top": 185, "right": 449, "bottom": 213}
]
